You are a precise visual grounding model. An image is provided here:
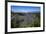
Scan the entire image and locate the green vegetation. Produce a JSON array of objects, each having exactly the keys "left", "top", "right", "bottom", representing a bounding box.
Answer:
[{"left": 11, "top": 12, "right": 40, "bottom": 28}]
